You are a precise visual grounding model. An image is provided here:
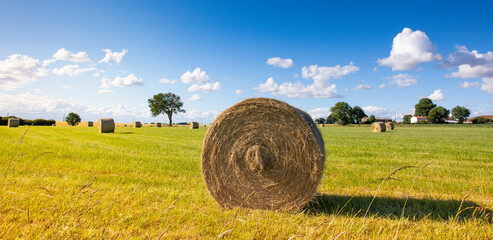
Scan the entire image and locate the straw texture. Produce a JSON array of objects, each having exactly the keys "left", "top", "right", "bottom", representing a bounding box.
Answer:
[
  {"left": 190, "top": 121, "right": 199, "bottom": 129},
  {"left": 8, "top": 118, "right": 19, "bottom": 128},
  {"left": 201, "top": 98, "right": 325, "bottom": 211},
  {"left": 98, "top": 118, "right": 115, "bottom": 133},
  {"left": 371, "top": 122, "right": 386, "bottom": 132},
  {"left": 385, "top": 122, "right": 394, "bottom": 130}
]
